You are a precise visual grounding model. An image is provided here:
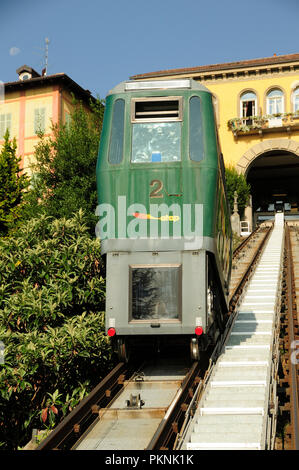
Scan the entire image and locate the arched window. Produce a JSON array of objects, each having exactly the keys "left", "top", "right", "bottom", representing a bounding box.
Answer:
[
  {"left": 292, "top": 87, "right": 299, "bottom": 113},
  {"left": 266, "top": 88, "right": 284, "bottom": 115},
  {"left": 240, "top": 91, "right": 257, "bottom": 125}
]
